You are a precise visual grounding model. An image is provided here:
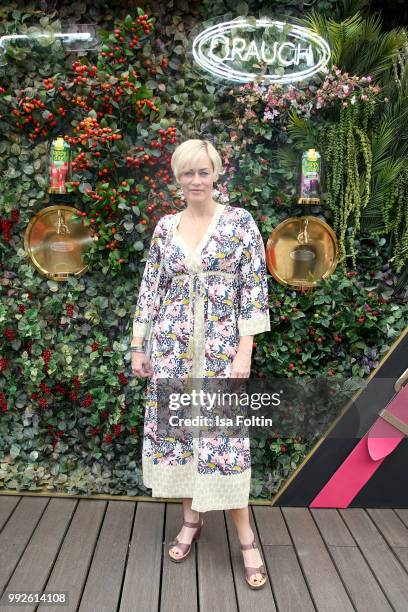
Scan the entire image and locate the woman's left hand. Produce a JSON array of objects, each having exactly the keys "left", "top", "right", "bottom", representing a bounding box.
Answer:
[{"left": 230, "top": 349, "right": 252, "bottom": 378}]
